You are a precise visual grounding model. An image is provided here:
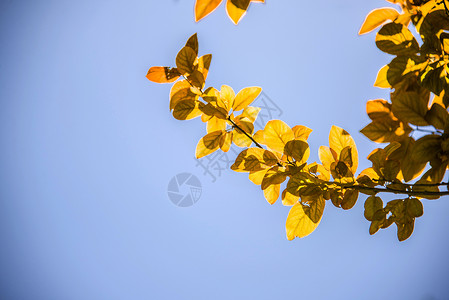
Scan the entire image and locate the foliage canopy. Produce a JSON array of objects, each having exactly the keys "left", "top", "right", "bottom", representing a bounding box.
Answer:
[{"left": 147, "top": 0, "right": 449, "bottom": 241}]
